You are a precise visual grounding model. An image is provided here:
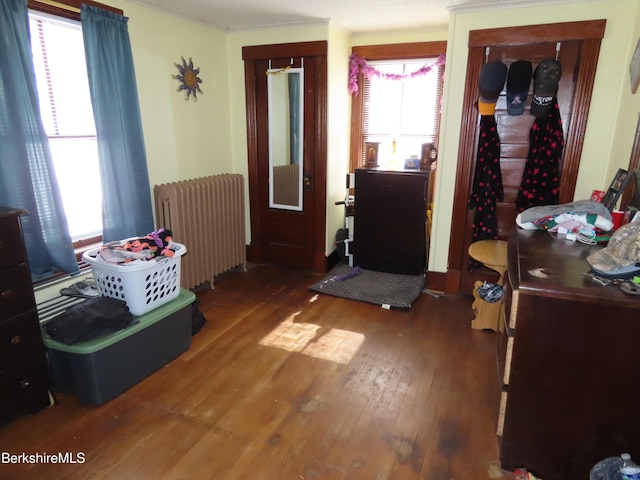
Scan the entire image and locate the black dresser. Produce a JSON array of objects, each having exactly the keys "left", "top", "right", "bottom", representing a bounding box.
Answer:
[
  {"left": 354, "top": 168, "right": 429, "bottom": 275},
  {"left": 0, "top": 207, "right": 50, "bottom": 425}
]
